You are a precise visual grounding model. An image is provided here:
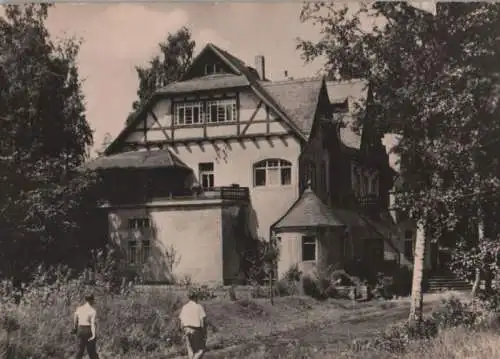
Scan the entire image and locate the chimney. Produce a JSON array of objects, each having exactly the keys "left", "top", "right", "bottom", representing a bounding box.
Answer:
[{"left": 255, "top": 55, "right": 265, "bottom": 80}]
